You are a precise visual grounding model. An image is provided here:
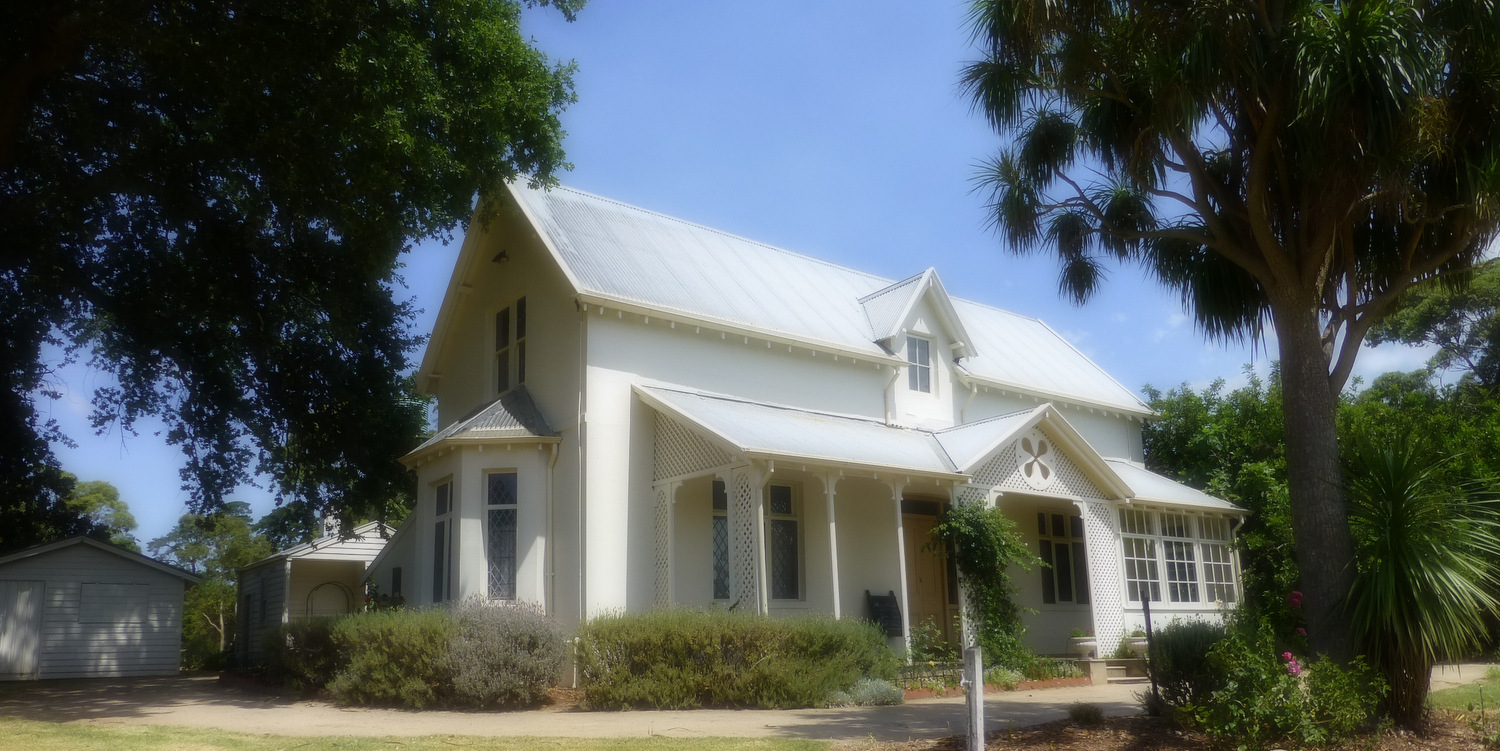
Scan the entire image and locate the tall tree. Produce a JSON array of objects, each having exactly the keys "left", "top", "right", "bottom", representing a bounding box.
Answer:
[
  {"left": 1368, "top": 259, "right": 1500, "bottom": 388},
  {"left": 149, "top": 501, "right": 273, "bottom": 665},
  {"left": 63, "top": 476, "right": 138, "bottom": 550},
  {"left": 2, "top": 0, "right": 582, "bottom": 527},
  {"left": 965, "top": 0, "right": 1500, "bottom": 658}
]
